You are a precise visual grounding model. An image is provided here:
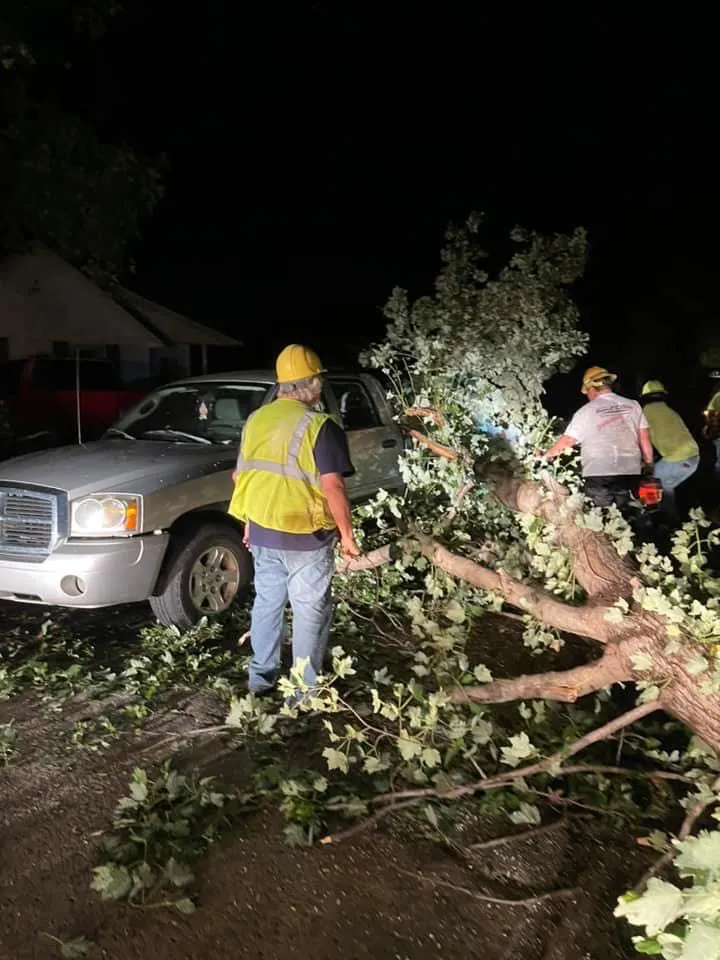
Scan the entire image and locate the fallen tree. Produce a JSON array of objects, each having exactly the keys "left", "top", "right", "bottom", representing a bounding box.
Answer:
[
  {"left": 343, "top": 465, "right": 720, "bottom": 751},
  {"left": 324, "top": 216, "right": 720, "bottom": 957}
]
